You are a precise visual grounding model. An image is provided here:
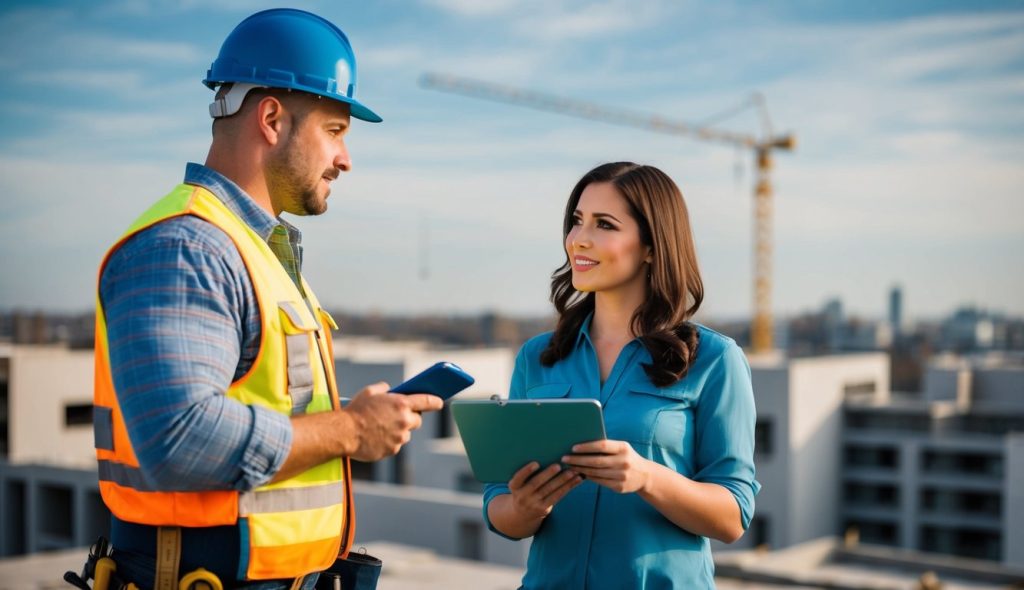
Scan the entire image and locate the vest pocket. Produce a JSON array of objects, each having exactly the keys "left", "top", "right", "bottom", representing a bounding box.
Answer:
[{"left": 278, "top": 301, "right": 317, "bottom": 415}]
